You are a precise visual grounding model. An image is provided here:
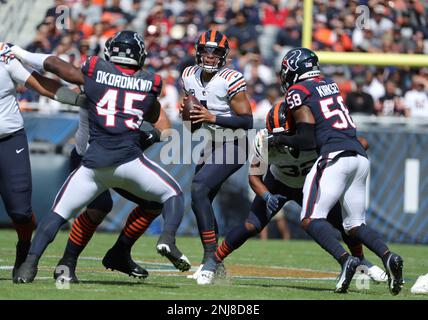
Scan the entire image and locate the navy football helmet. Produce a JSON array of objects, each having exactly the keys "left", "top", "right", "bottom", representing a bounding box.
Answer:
[
  {"left": 108, "top": 30, "right": 147, "bottom": 68},
  {"left": 279, "top": 47, "right": 321, "bottom": 91},
  {"left": 195, "top": 29, "right": 230, "bottom": 73}
]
